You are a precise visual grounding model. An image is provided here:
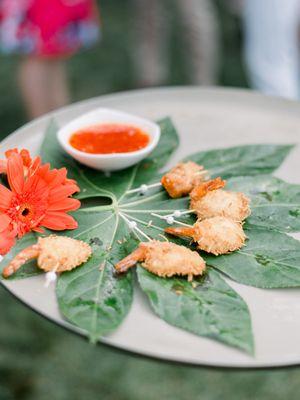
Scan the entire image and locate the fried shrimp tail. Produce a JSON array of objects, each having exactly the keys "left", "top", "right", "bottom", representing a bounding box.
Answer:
[
  {"left": 165, "top": 226, "right": 195, "bottom": 238},
  {"left": 115, "top": 240, "right": 206, "bottom": 280},
  {"left": 190, "top": 177, "right": 226, "bottom": 200},
  {"left": 115, "top": 246, "right": 145, "bottom": 273},
  {"left": 2, "top": 244, "right": 40, "bottom": 278},
  {"left": 2, "top": 235, "right": 92, "bottom": 279}
]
